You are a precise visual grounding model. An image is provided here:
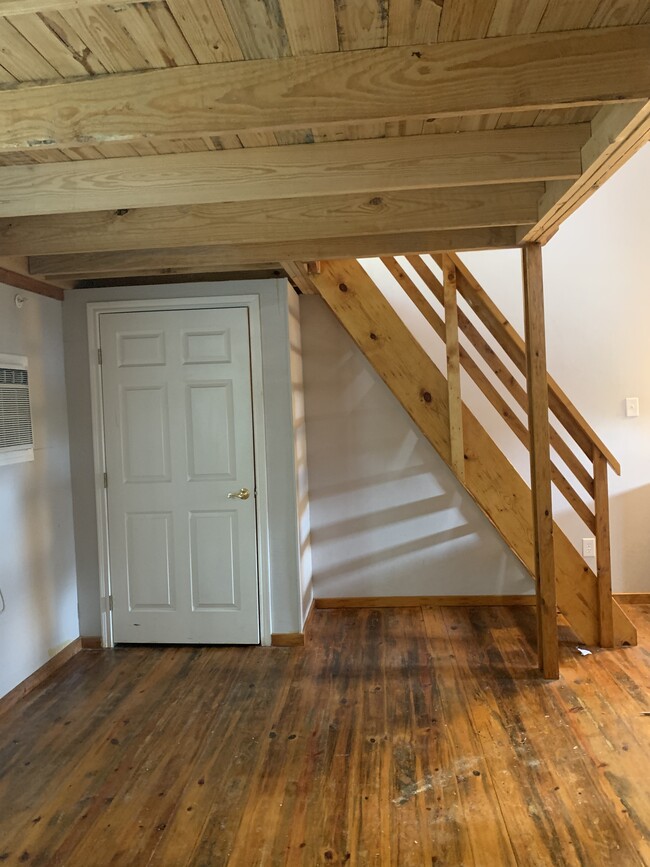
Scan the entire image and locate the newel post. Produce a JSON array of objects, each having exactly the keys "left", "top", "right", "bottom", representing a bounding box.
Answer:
[{"left": 522, "top": 243, "right": 559, "bottom": 679}]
